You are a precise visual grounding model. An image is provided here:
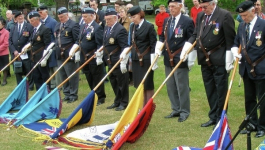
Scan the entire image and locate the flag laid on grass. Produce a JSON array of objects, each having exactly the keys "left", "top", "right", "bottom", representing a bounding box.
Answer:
[
  {"left": 0, "top": 78, "right": 28, "bottom": 117},
  {"left": 20, "top": 90, "right": 97, "bottom": 140},
  {"left": 172, "top": 146, "right": 202, "bottom": 150},
  {"left": 173, "top": 110, "right": 233, "bottom": 150},
  {"left": 255, "top": 139, "right": 265, "bottom": 150},
  {"left": 12, "top": 87, "right": 60, "bottom": 126}
]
